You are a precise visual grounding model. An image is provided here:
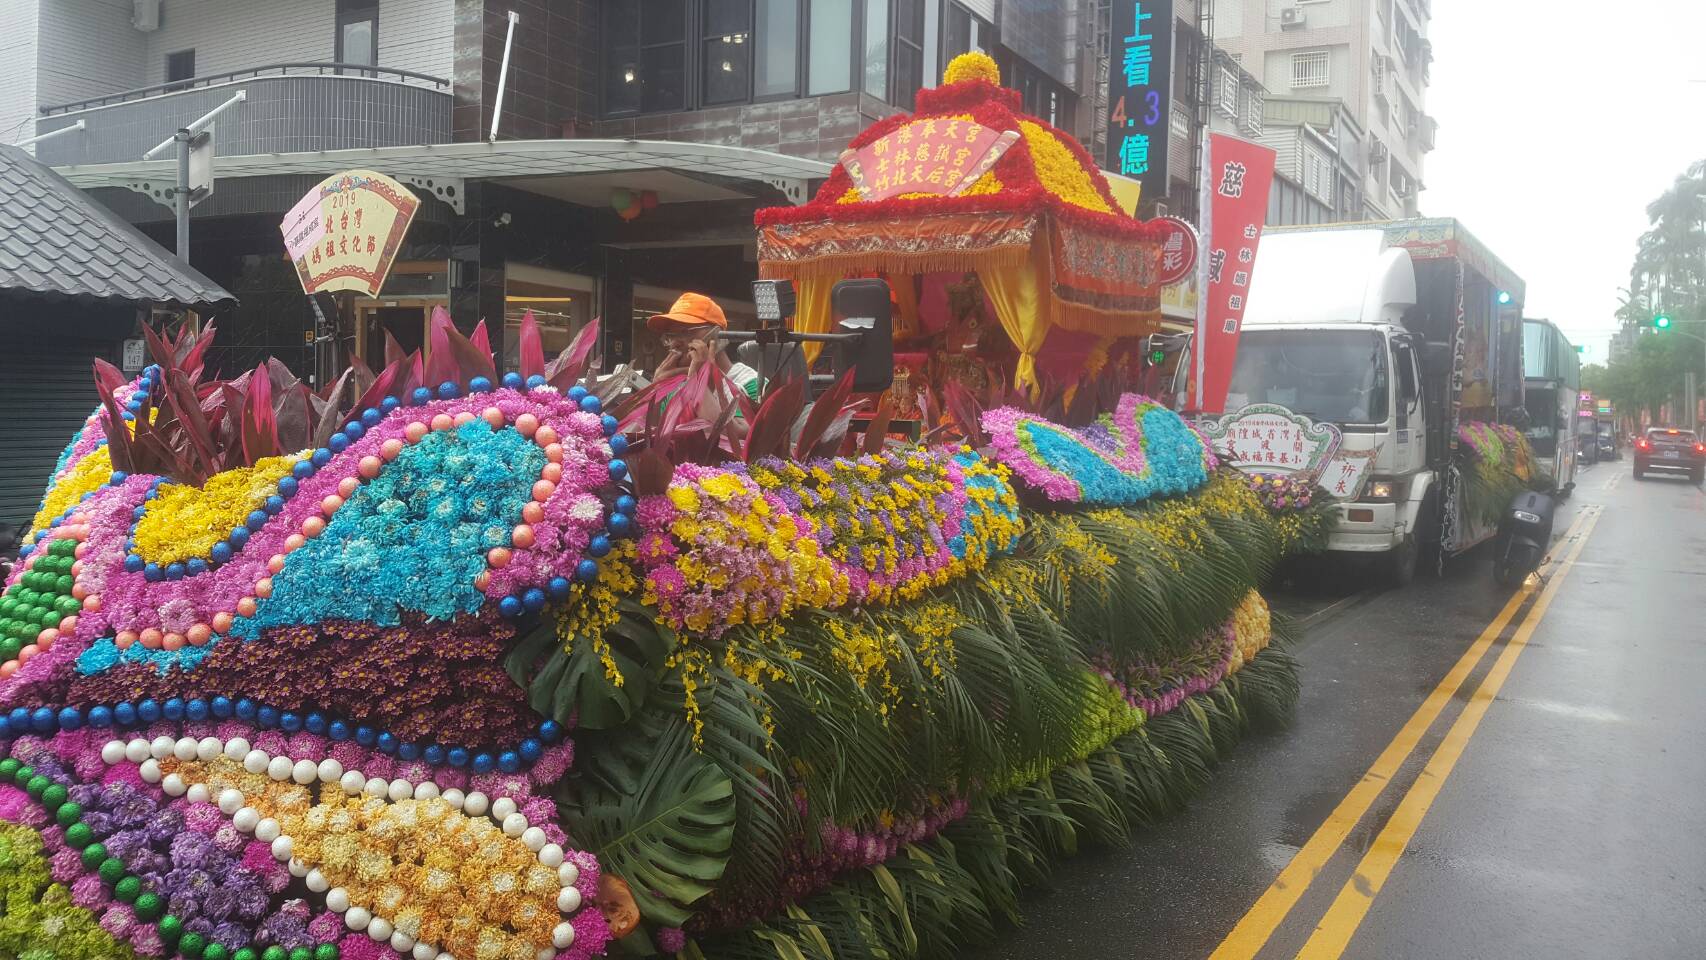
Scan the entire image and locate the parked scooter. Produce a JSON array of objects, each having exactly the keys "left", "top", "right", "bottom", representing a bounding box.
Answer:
[{"left": 1492, "top": 489, "right": 1557, "bottom": 587}]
